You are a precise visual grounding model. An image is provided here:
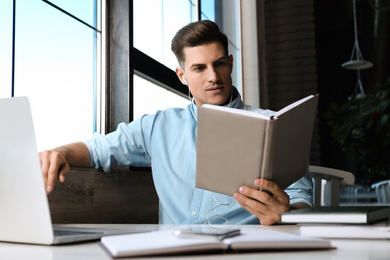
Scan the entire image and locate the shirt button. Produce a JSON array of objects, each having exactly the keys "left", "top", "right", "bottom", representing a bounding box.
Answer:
[{"left": 191, "top": 211, "right": 197, "bottom": 216}]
